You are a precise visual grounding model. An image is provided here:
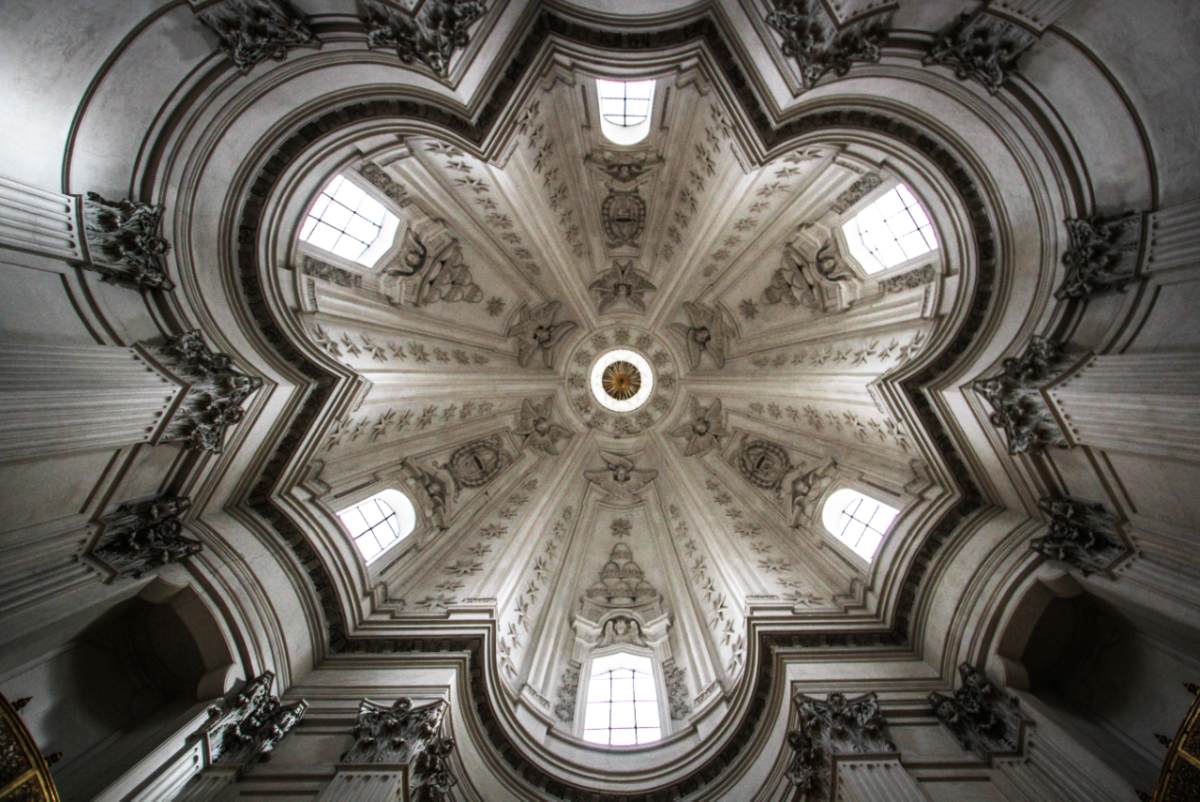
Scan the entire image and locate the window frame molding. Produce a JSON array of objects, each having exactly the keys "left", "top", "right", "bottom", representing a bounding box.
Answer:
[
  {"left": 814, "top": 480, "right": 905, "bottom": 569},
  {"left": 574, "top": 642, "right": 671, "bottom": 746},
  {"left": 322, "top": 469, "right": 434, "bottom": 579},
  {"left": 334, "top": 487, "right": 417, "bottom": 567},
  {"left": 832, "top": 175, "right": 941, "bottom": 282},
  {"left": 592, "top": 77, "right": 658, "bottom": 147},
  {"left": 296, "top": 171, "right": 403, "bottom": 273}
]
